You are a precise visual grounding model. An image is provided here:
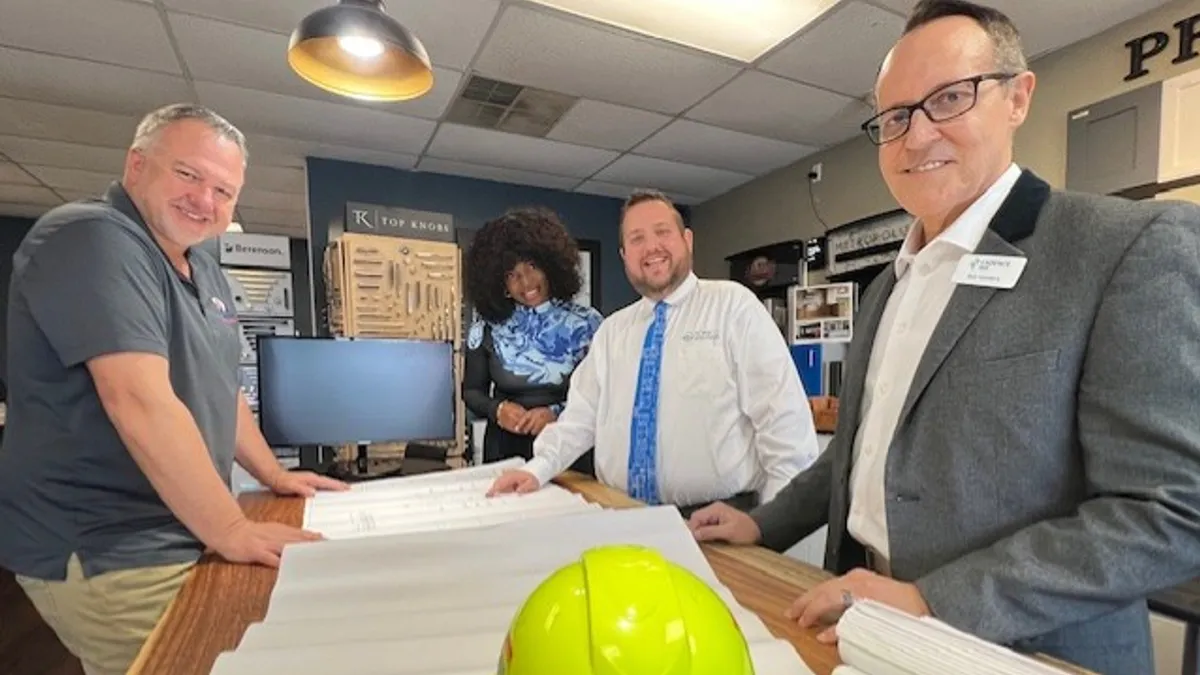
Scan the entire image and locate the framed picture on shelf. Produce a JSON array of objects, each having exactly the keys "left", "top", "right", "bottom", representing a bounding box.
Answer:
[{"left": 788, "top": 283, "right": 856, "bottom": 345}]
